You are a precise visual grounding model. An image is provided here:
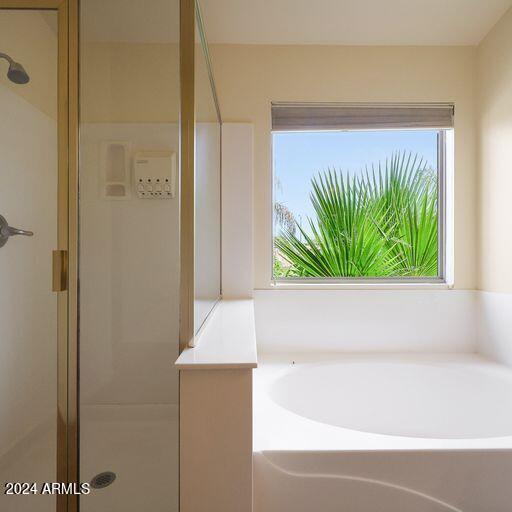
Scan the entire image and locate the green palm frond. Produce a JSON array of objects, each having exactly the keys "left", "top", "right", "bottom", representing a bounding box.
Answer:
[{"left": 274, "top": 151, "right": 438, "bottom": 278}]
